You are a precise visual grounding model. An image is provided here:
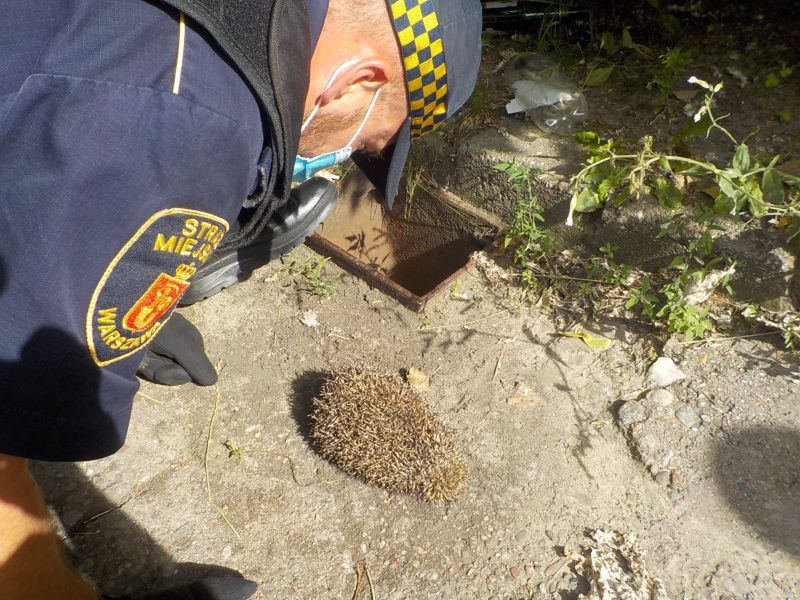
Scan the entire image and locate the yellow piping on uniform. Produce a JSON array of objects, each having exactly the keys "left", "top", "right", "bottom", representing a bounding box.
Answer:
[{"left": 172, "top": 12, "right": 186, "bottom": 94}]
